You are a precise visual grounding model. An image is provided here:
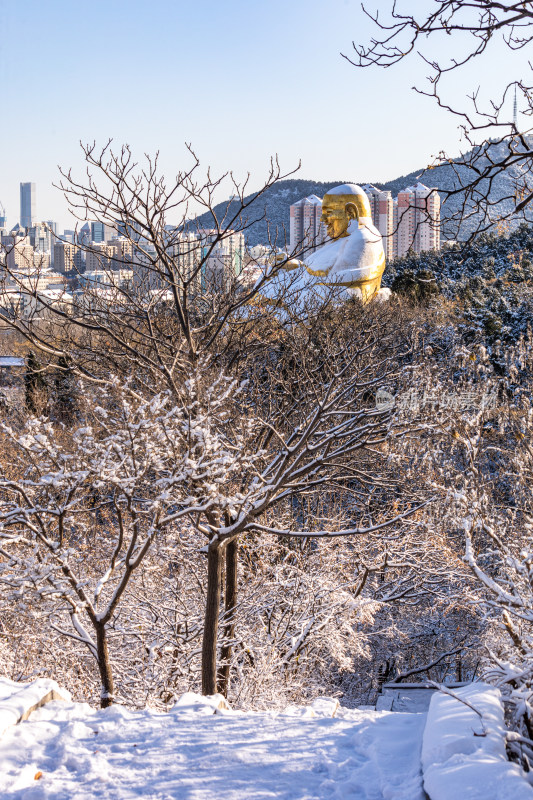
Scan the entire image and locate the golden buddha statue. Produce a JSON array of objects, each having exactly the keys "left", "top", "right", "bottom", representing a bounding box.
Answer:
[{"left": 265, "top": 183, "right": 388, "bottom": 304}]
